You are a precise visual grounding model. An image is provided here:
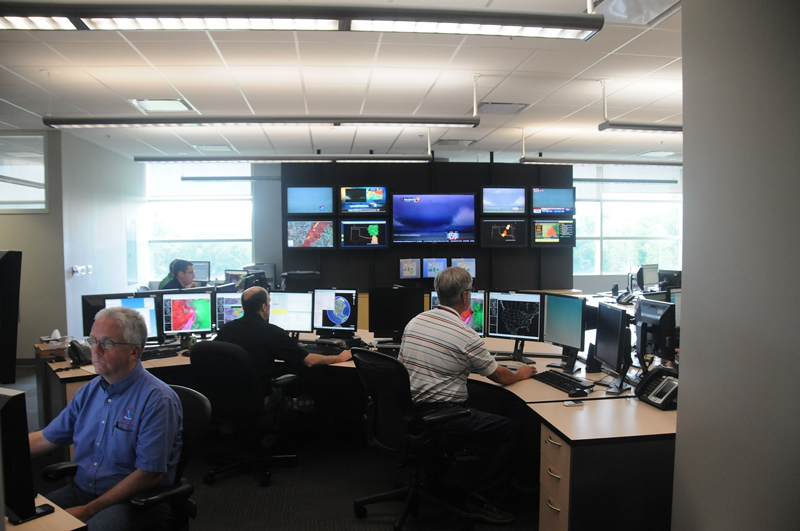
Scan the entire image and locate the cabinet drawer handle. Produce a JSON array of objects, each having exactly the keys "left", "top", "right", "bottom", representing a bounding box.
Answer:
[
  {"left": 546, "top": 435, "right": 562, "bottom": 447},
  {"left": 546, "top": 499, "right": 561, "bottom": 513},
  {"left": 547, "top": 467, "right": 562, "bottom": 480}
]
